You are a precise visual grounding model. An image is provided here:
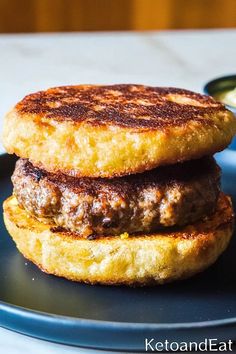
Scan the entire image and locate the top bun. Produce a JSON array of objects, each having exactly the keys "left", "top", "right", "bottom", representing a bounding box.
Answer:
[{"left": 3, "top": 84, "right": 236, "bottom": 177}]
